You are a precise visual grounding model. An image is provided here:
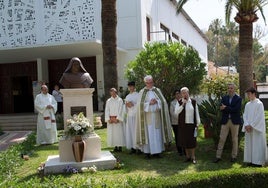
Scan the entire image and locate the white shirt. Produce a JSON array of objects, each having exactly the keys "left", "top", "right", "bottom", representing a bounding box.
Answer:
[
  {"left": 125, "top": 91, "right": 139, "bottom": 116},
  {"left": 170, "top": 99, "right": 178, "bottom": 125},
  {"left": 174, "top": 98, "right": 200, "bottom": 125}
]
